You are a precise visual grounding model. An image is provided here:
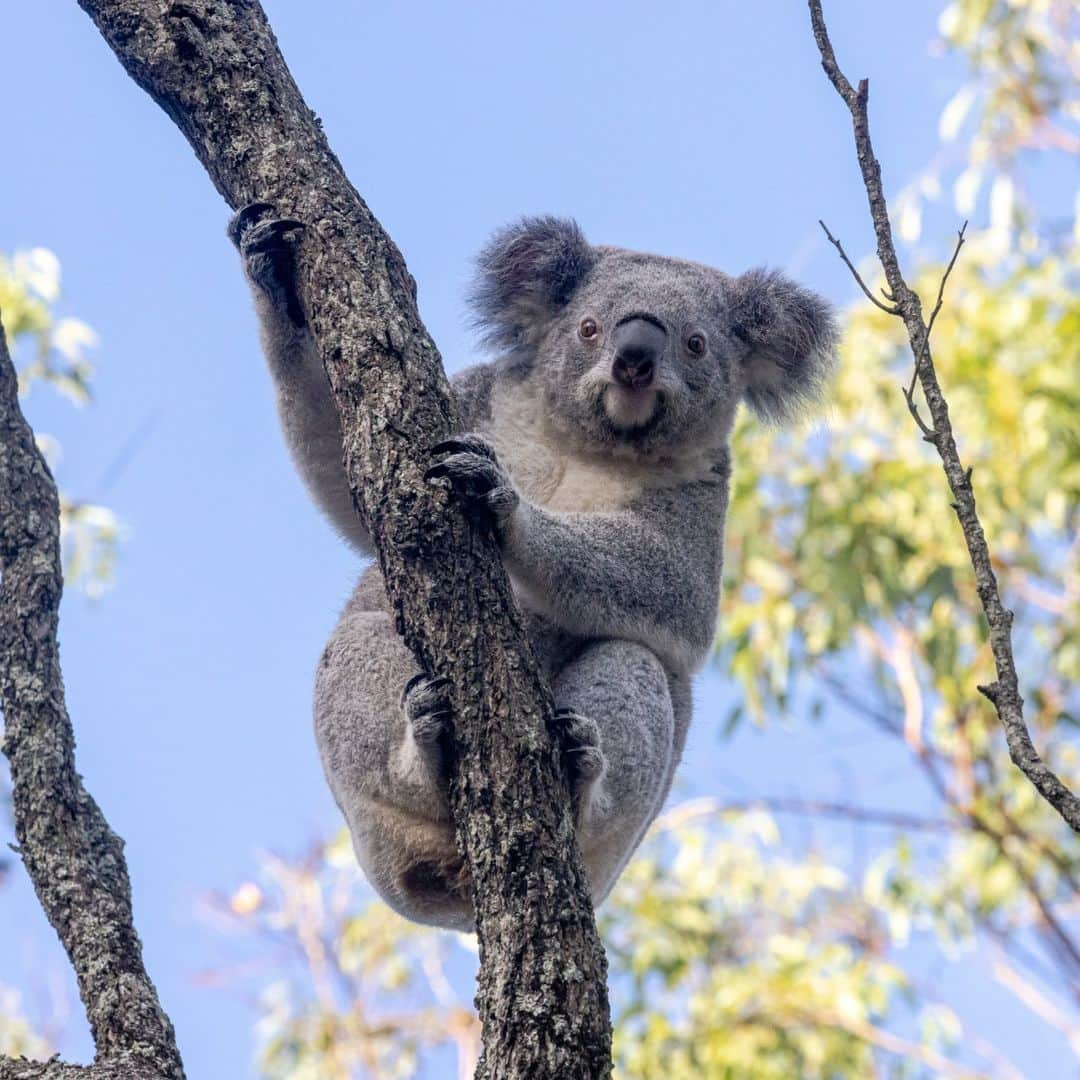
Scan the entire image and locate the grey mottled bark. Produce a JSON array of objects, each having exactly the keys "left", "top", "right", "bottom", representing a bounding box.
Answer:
[
  {"left": 0, "top": 311, "right": 184, "bottom": 1078},
  {"left": 0, "top": 1059, "right": 167, "bottom": 1080},
  {"left": 73, "top": 1, "right": 613, "bottom": 1075},
  {"left": 808, "top": 0, "right": 1080, "bottom": 833}
]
